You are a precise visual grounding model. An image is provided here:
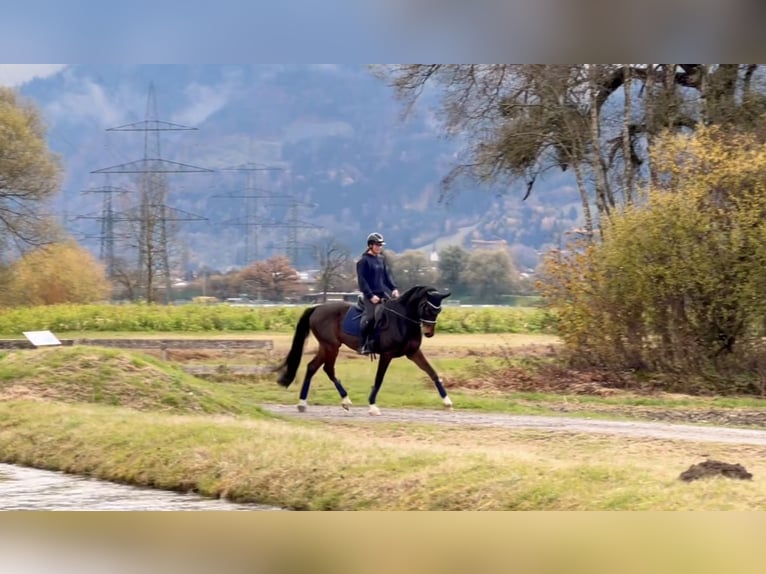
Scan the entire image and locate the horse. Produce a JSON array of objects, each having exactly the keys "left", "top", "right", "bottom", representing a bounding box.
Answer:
[{"left": 273, "top": 285, "right": 453, "bottom": 416}]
